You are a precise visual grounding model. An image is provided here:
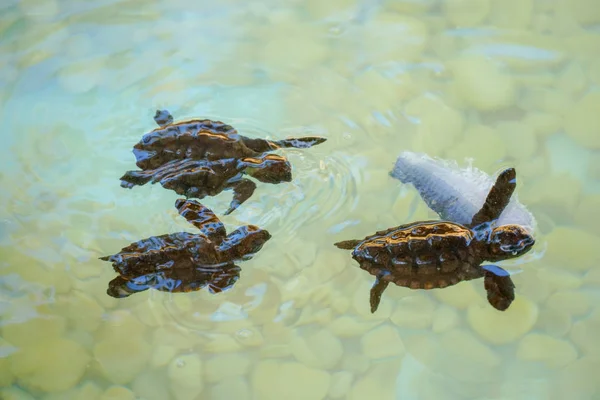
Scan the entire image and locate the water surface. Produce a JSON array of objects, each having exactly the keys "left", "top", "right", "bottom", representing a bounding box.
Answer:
[{"left": 1, "top": 0, "right": 600, "bottom": 399}]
